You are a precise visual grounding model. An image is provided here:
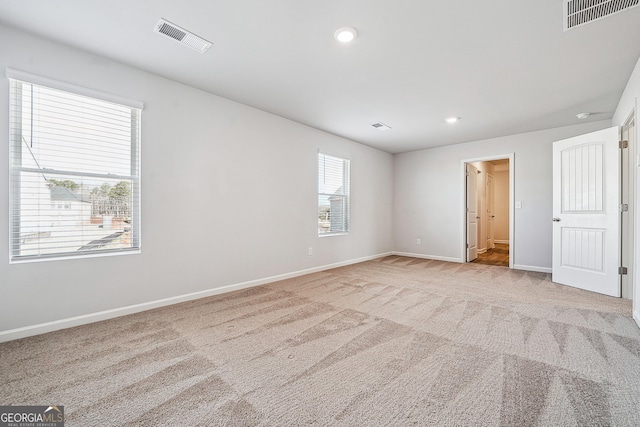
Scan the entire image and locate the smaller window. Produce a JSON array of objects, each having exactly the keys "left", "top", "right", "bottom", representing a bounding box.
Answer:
[{"left": 318, "top": 153, "right": 350, "bottom": 236}]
